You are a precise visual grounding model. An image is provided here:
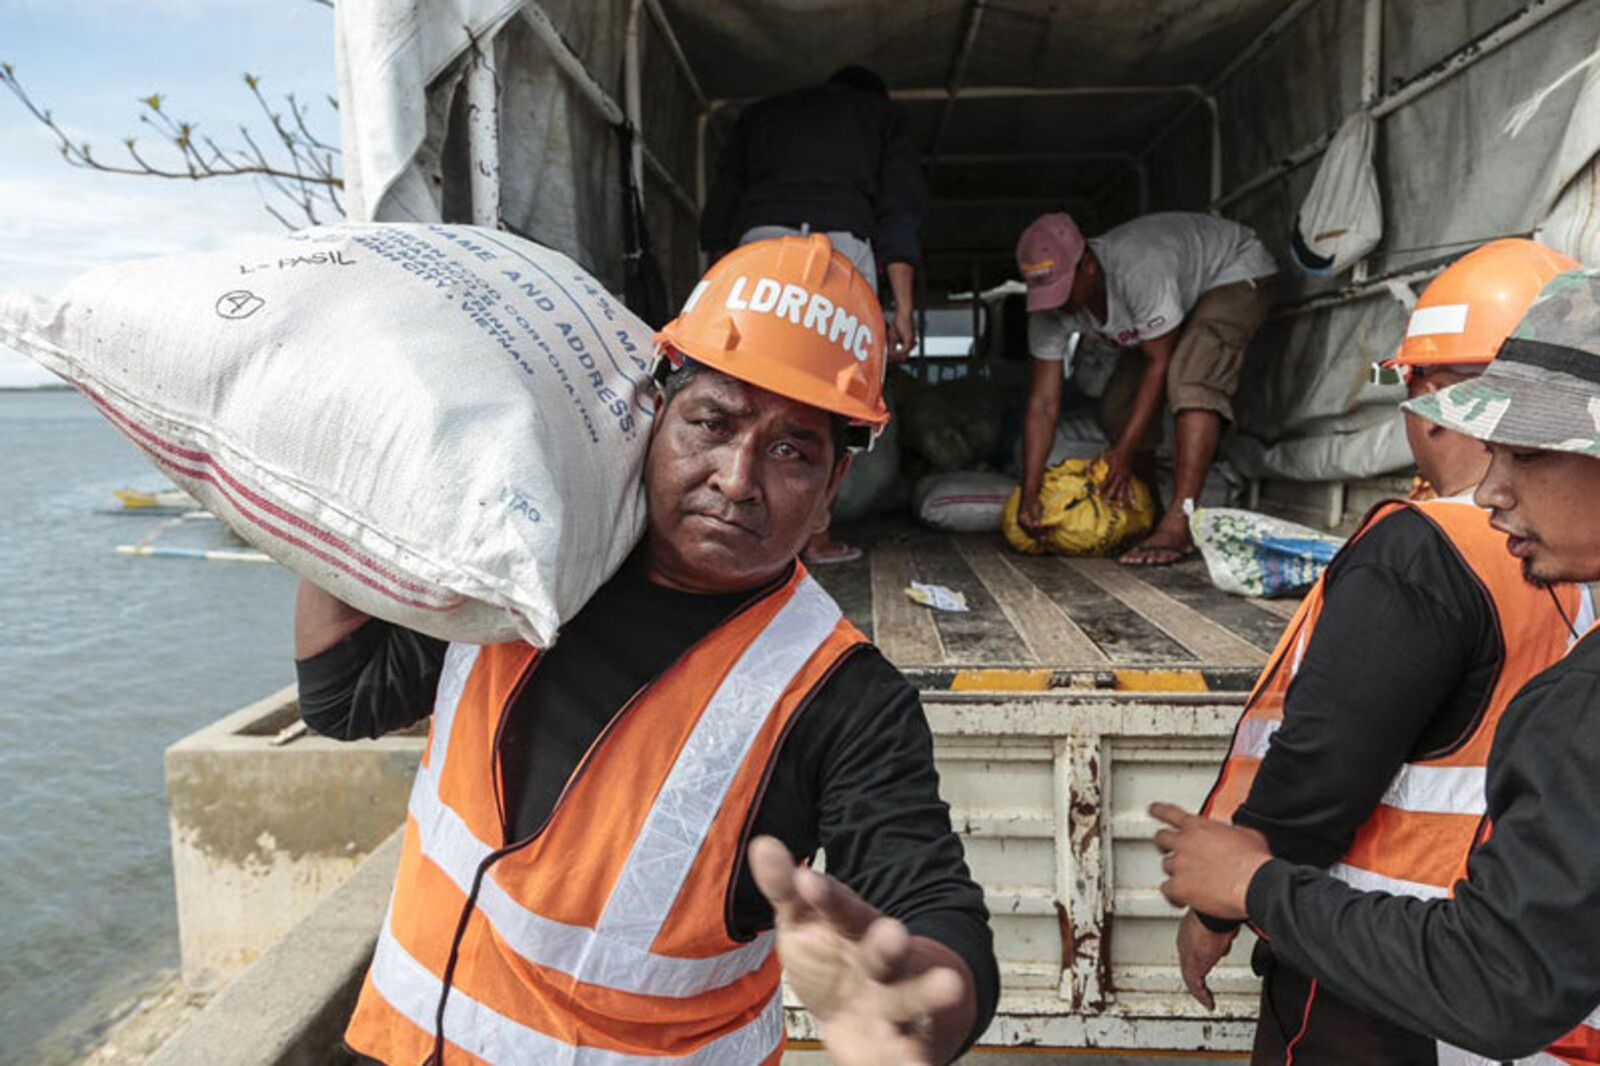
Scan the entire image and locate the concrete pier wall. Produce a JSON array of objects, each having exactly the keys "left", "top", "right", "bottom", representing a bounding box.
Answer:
[
  {"left": 145, "top": 830, "right": 401, "bottom": 1066},
  {"left": 164, "top": 687, "right": 421, "bottom": 991}
]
